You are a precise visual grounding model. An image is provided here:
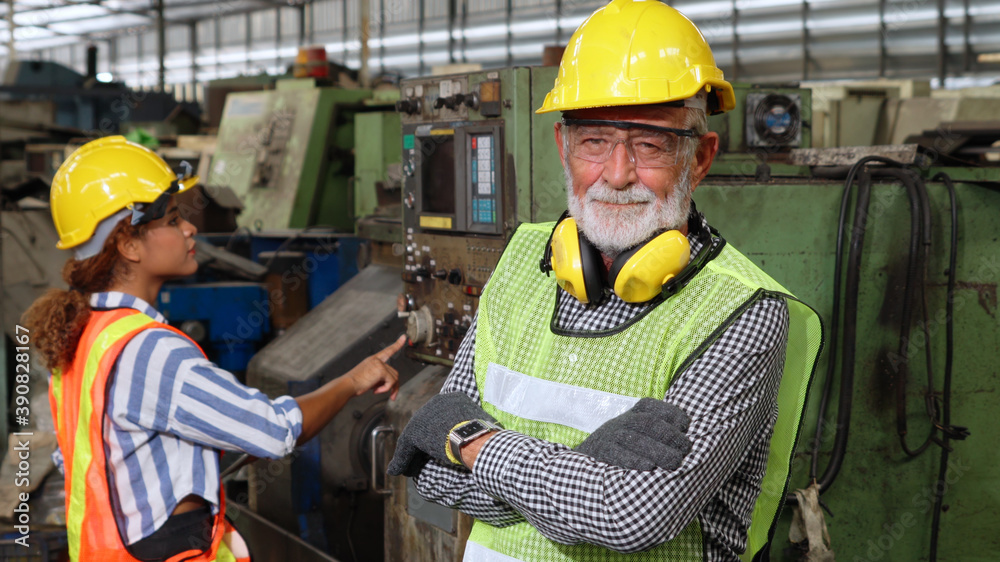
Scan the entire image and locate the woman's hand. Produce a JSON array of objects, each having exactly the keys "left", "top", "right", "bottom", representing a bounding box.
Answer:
[
  {"left": 347, "top": 335, "right": 407, "bottom": 400},
  {"left": 295, "top": 335, "right": 409, "bottom": 445}
]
